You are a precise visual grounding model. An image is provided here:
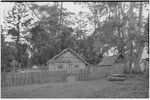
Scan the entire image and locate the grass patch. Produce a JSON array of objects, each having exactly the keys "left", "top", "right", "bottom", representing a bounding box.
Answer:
[{"left": 1, "top": 75, "right": 149, "bottom": 98}]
